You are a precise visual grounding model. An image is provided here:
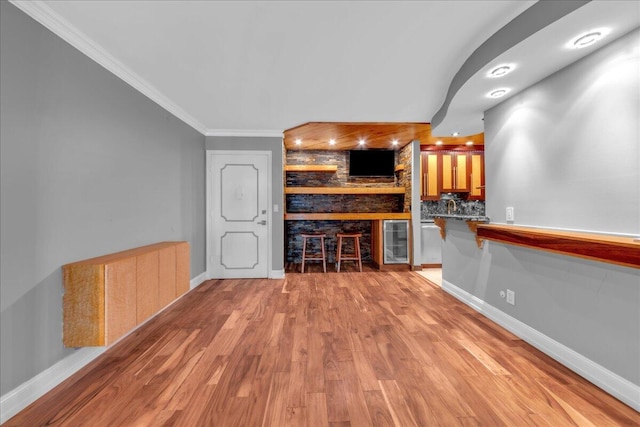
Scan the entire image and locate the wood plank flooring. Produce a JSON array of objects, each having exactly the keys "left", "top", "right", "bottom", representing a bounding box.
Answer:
[{"left": 6, "top": 270, "right": 639, "bottom": 426}]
